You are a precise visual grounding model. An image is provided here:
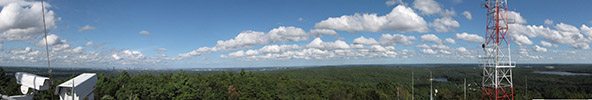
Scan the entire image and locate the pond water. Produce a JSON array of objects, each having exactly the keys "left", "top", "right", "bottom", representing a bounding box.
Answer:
[
  {"left": 533, "top": 71, "right": 591, "bottom": 76},
  {"left": 433, "top": 78, "right": 448, "bottom": 82}
]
